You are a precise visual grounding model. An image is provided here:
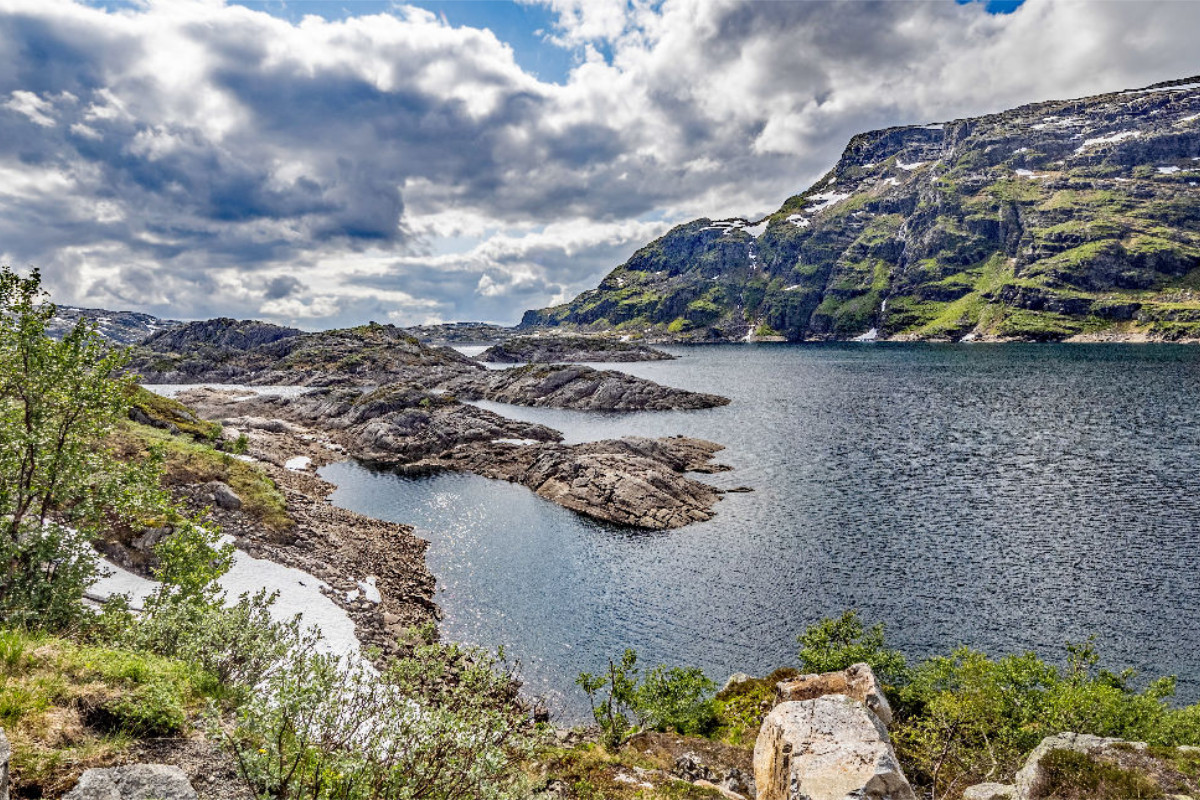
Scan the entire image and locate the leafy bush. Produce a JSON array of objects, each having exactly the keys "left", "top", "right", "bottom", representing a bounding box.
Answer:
[
  {"left": 635, "top": 664, "right": 718, "bottom": 736},
  {"left": 577, "top": 649, "right": 717, "bottom": 748},
  {"left": 223, "top": 643, "right": 537, "bottom": 800},
  {"left": 892, "top": 637, "right": 1200, "bottom": 798},
  {"left": 97, "top": 517, "right": 310, "bottom": 696},
  {"left": 797, "top": 610, "right": 907, "bottom": 685}
]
